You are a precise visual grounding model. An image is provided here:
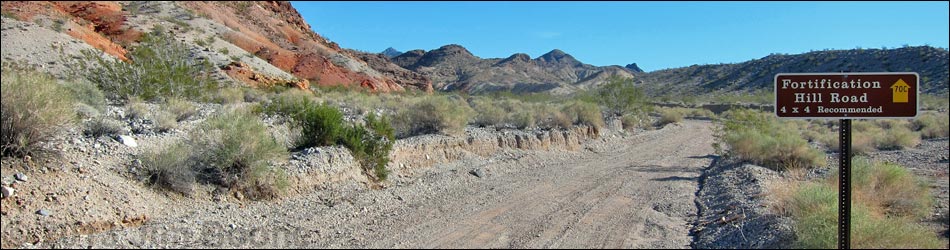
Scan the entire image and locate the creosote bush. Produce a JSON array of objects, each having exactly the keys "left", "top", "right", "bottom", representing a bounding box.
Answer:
[
  {"left": 392, "top": 95, "right": 474, "bottom": 138},
  {"left": 74, "top": 26, "right": 219, "bottom": 102},
  {"left": 657, "top": 108, "right": 685, "bottom": 126},
  {"left": 144, "top": 109, "right": 288, "bottom": 199},
  {"left": 1, "top": 67, "right": 77, "bottom": 157},
  {"left": 772, "top": 157, "right": 943, "bottom": 248},
  {"left": 715, "top": 109, "right": 825, "bottom": 171},
  {"left": 263, "top": 91, "right": 395, "bottom": 181}
]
